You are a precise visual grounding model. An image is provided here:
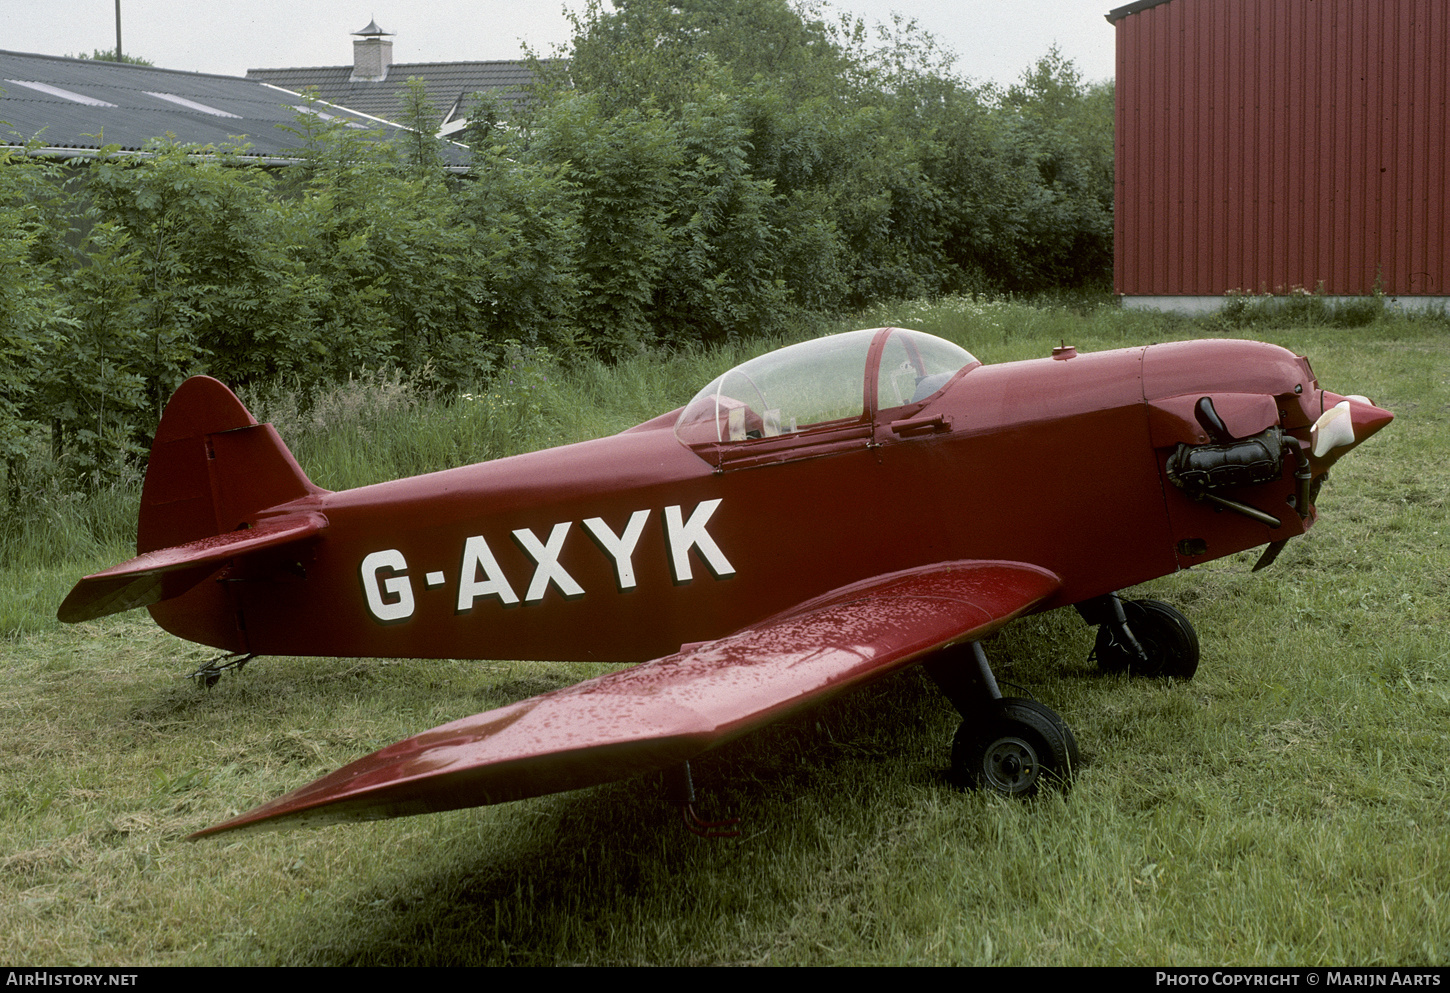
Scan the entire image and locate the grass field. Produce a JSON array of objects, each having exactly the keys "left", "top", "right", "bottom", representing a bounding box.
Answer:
[{"left": 2, "top": 296, "right": 1447, "bottom": 965}]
